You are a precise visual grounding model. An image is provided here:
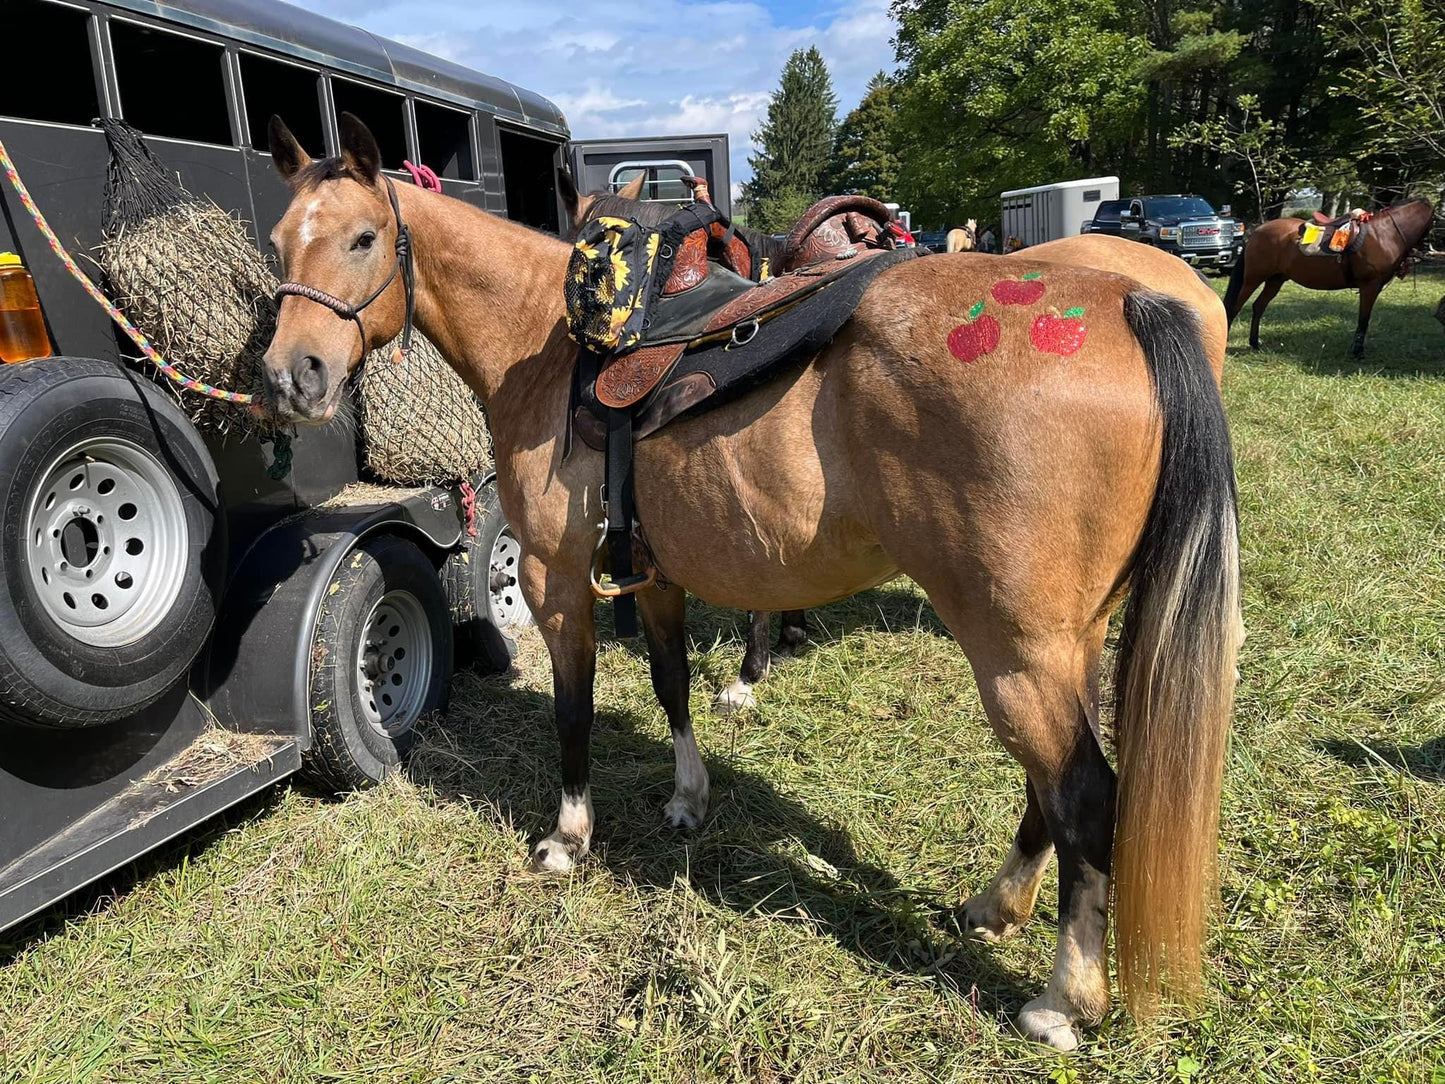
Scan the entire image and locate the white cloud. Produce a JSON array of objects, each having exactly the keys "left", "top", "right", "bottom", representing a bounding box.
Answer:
[{"left": 290, "top": 0, "right": 899, "bottom": 185}]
